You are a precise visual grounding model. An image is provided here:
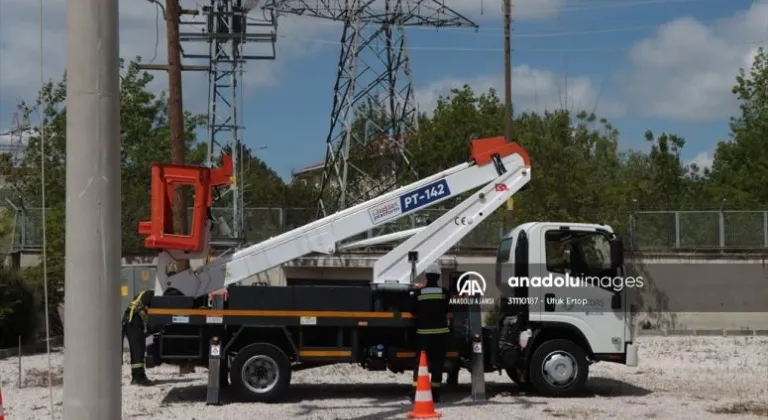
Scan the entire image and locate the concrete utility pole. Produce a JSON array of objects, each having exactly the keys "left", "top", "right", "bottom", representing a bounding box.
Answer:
[
  {"left": 63, "top": 0, "right": 122, "bottom": 418},
  {"left": 503, "top": 0, "right": 513, "bottom": 143}
]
